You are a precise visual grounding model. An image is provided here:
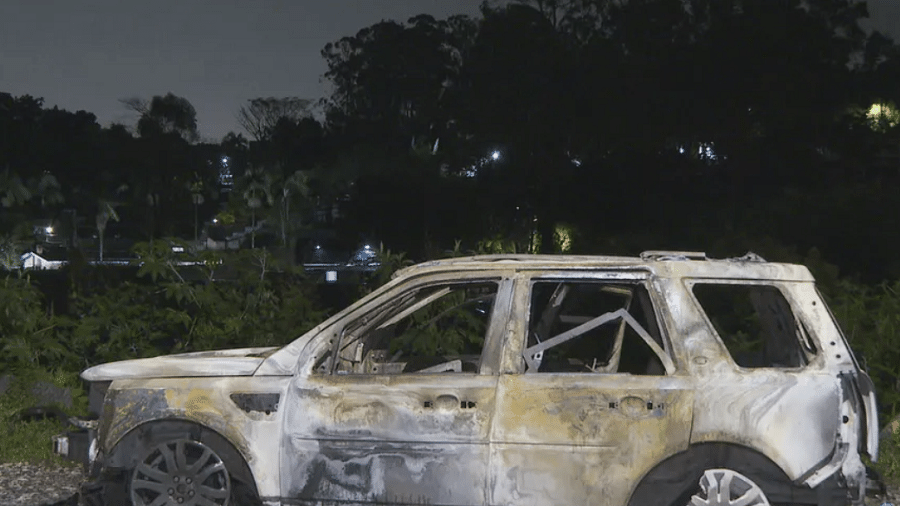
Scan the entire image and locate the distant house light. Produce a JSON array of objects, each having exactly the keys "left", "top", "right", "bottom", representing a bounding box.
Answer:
[
  {"left": 45, "top": 226, "right": 53, "bottom": 234},
  {"left": 172, "top": 246, "right": 185, "bottom": 253},
  {"left": 325, "top": 271, "right": 338, "bottom": 283},
  {"left": 491, "top": 151, "right": 501, "bottom": 161}
]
